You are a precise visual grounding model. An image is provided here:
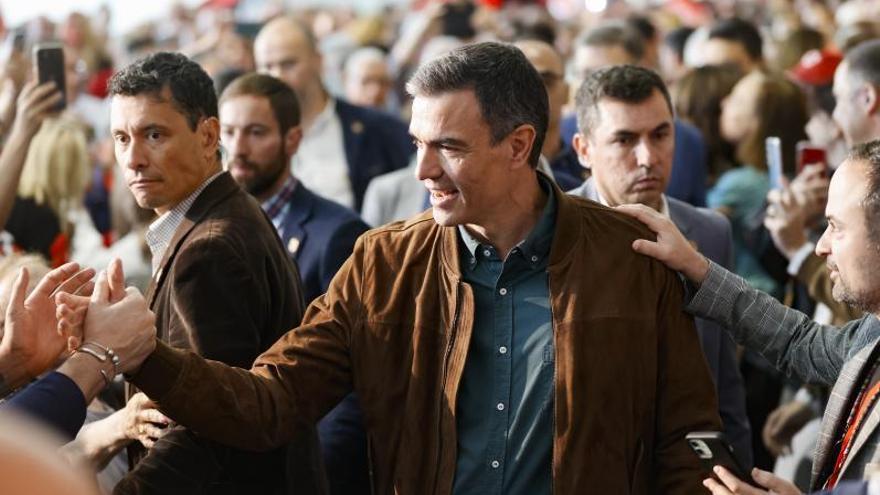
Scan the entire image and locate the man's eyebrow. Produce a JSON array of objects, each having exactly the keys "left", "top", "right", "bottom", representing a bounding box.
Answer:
[
  {"left": 410, "top": 134, "right": 469, "bottom": 148},
  {"left": 651, "top": 122, "right": 672, "bottom": 133}
]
